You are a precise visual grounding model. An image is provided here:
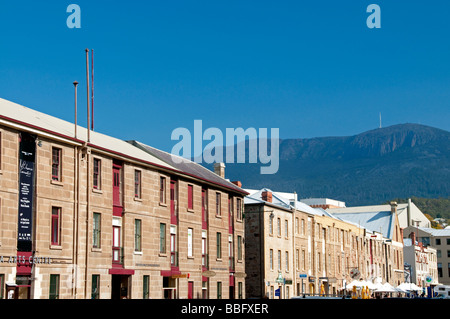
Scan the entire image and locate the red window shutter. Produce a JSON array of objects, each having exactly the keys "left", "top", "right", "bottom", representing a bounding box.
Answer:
[{"left": 188, "top": 185, "right": 193, "bottom": 210}]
